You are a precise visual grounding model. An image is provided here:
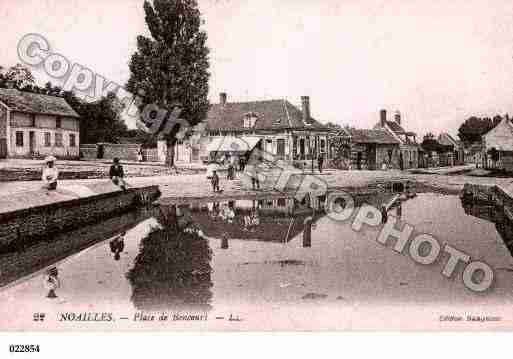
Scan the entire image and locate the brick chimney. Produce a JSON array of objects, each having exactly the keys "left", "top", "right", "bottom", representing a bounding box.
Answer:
[
  {"left": 394, "top": 110, "right": 401, "bottom": 125},
  {"left": 219, "top": 92, "right": 227, "bottom": 106},
  {"left": 301, "top": 96, "right": 311, "bottom": 123},
  {"left": 380, "top": 109, "right": 387, "bottom": 127}
]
